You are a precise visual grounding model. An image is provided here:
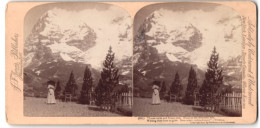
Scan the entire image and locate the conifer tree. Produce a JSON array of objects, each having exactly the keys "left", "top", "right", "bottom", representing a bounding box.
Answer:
[
  {"left": 159, "top": 81, "right": 166, "bottom": 99},
  {"left": 64, "top": 71, "right": 78, "bottom": 96},
  {"left": 79, "top": 66, "right": 93, "bottom": 104},
  {"left": 184, "top": 67, "right": 198, "bottom": 105},
  {"left": 199, "top": 80, "right": 211, "bottom": 107},
  {"left": 199, "top": 47, "right": 223, "bottom": 110},
  {"left": 94, "top": 80, "right": 106, "bottom": 106},
  {"left": 95, "top": 46, "right": 119, "bottom": 106},
  {"left": 55, "top": 80, "right": 61, "bottom": 98},
  {"left": 170, "top": 72, "right": 182, "bottom": 97}
]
